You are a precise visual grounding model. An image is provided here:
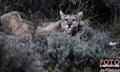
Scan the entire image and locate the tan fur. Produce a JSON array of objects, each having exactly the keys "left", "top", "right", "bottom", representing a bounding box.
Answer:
[
  {"left": 35, "top": 11, "right": 84, "bottom": 36},
  {"left": 35, "top": 20, "right": 65, "bottom": 36}
]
